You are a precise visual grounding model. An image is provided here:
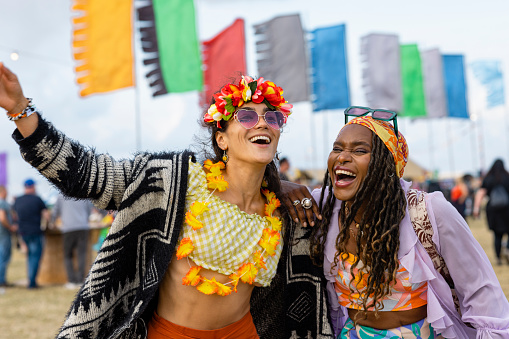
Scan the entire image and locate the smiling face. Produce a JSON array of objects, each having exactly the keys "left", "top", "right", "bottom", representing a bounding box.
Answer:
[
  {"left": 327, "top": 124, "right": 373, "bottom": 202},
  {"left": 215, "top": 102, "right": 281, "bottom": 168}
]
